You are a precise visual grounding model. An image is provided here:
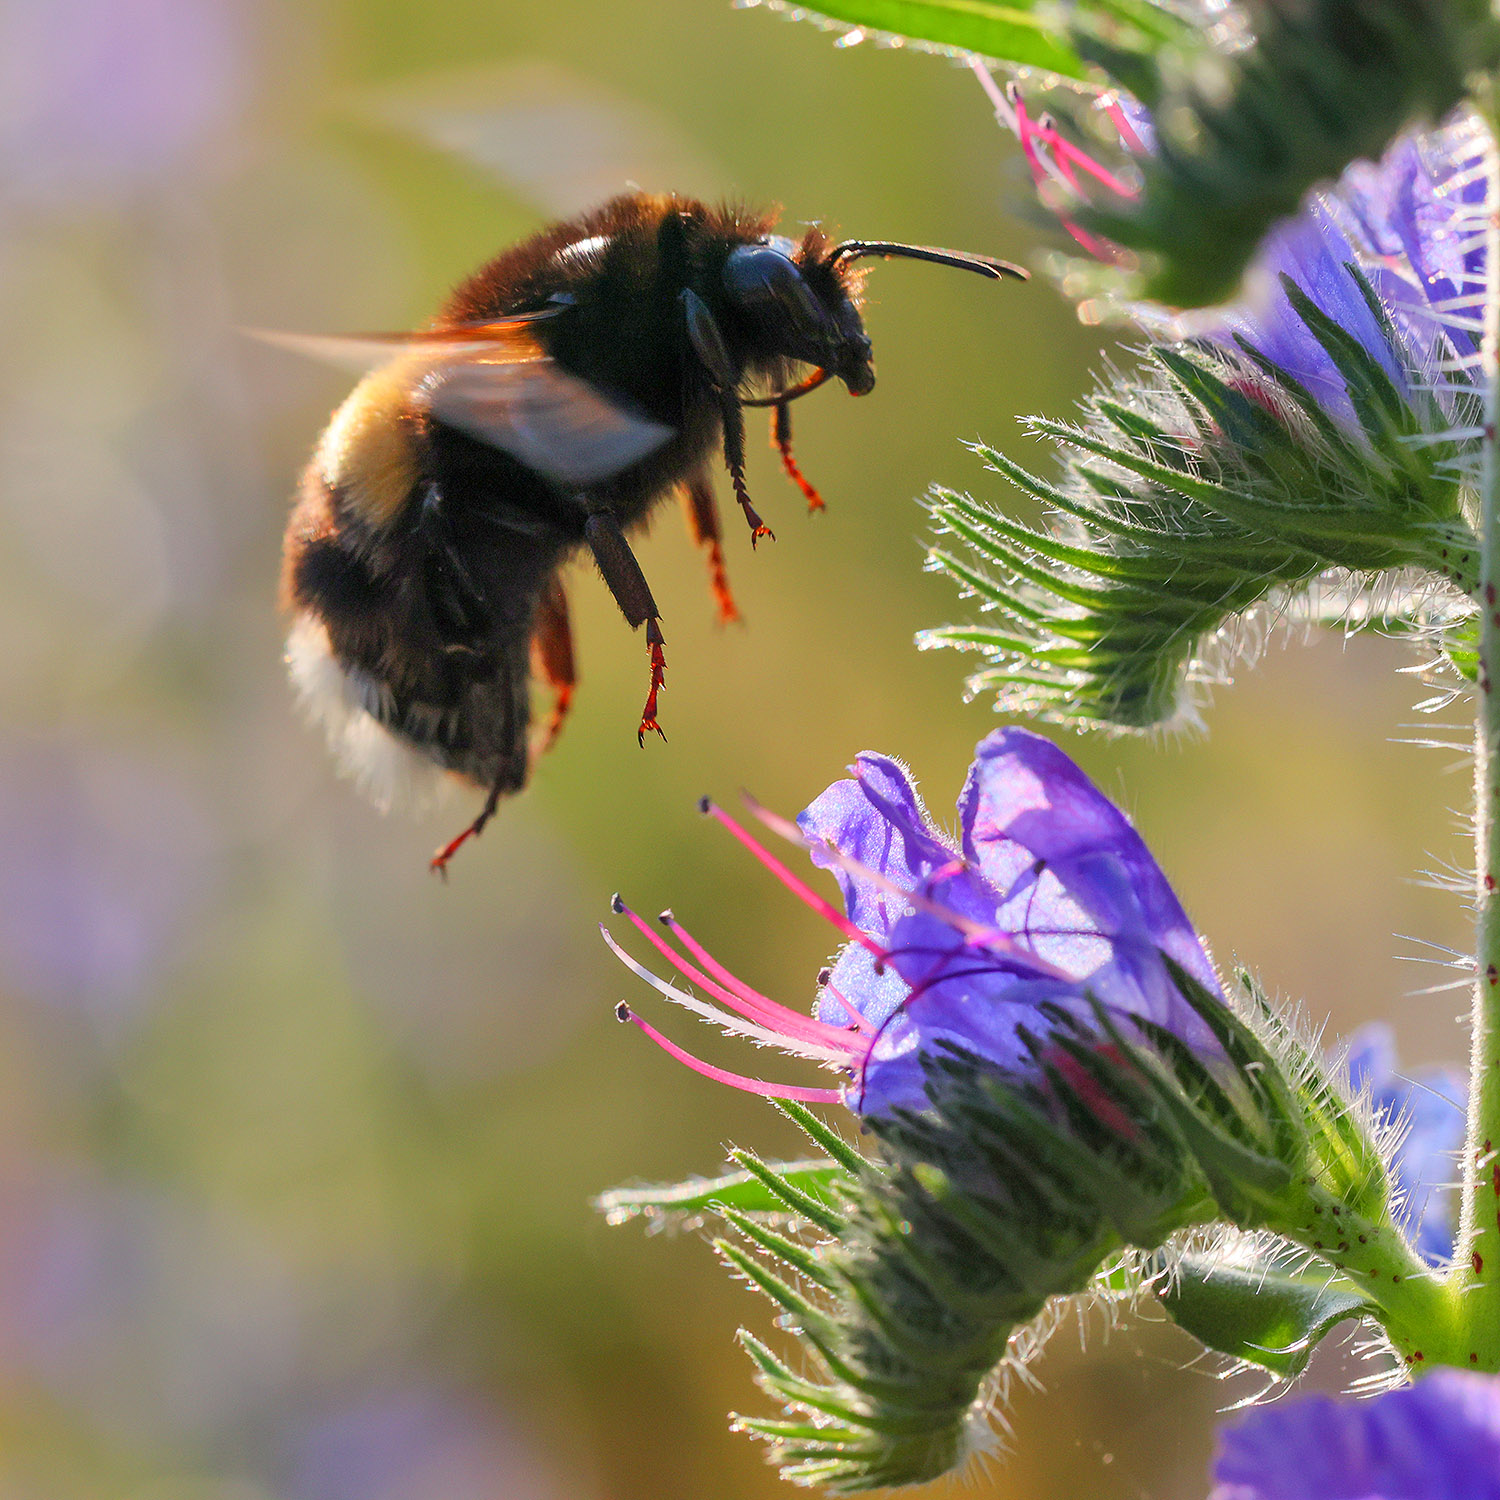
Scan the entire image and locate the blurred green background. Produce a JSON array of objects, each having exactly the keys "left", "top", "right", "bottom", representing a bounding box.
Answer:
[{"left": 0, "top": 0, "right": 1473, "bottom": 1496}]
